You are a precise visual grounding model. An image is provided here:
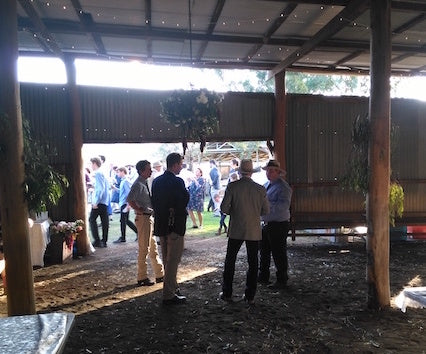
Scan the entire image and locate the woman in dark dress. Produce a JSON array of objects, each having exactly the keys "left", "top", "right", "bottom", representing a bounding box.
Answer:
[{"left": 187, "top": 168, "right": 205, "bottom": 228}]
